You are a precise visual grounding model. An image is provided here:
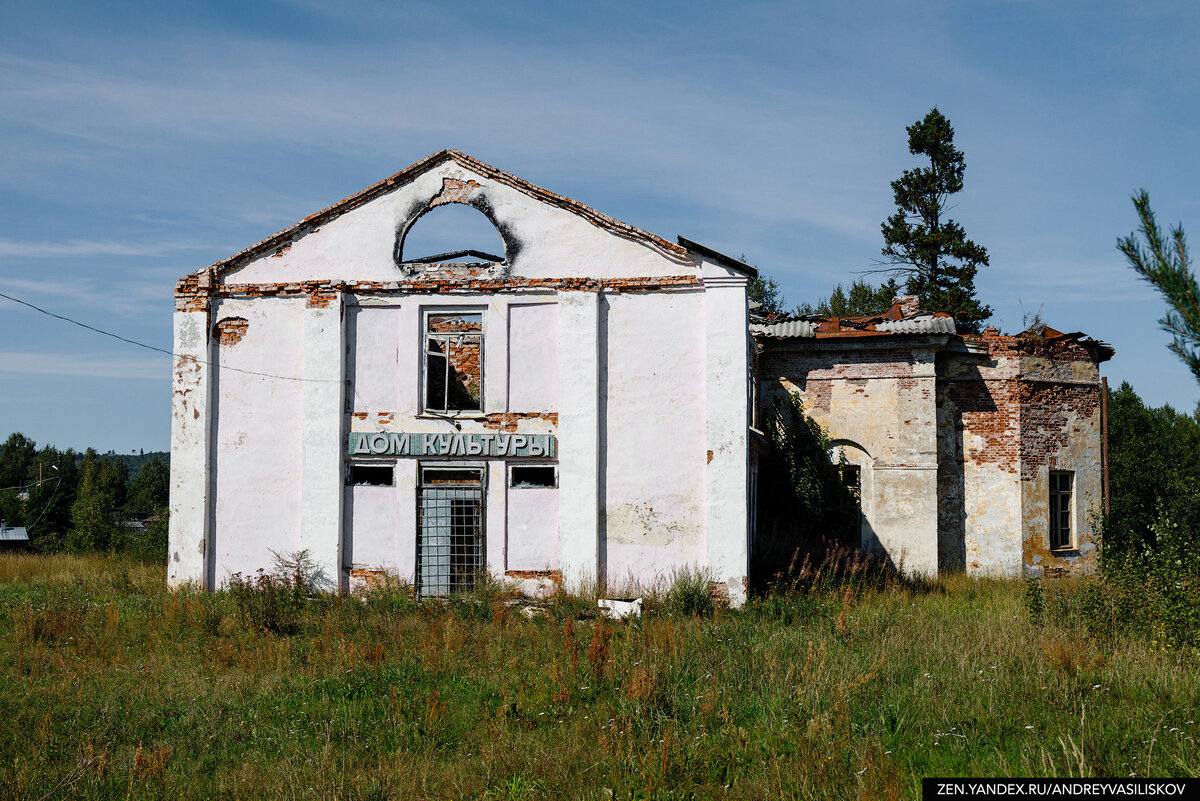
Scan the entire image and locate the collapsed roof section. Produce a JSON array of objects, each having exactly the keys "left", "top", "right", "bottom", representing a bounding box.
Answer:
[
  {"left": 750, "top": 298, "right": 956, "bottom": 340},
  {"left": 750, "top": 298, "right": 1114, "bottom": 362}
]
